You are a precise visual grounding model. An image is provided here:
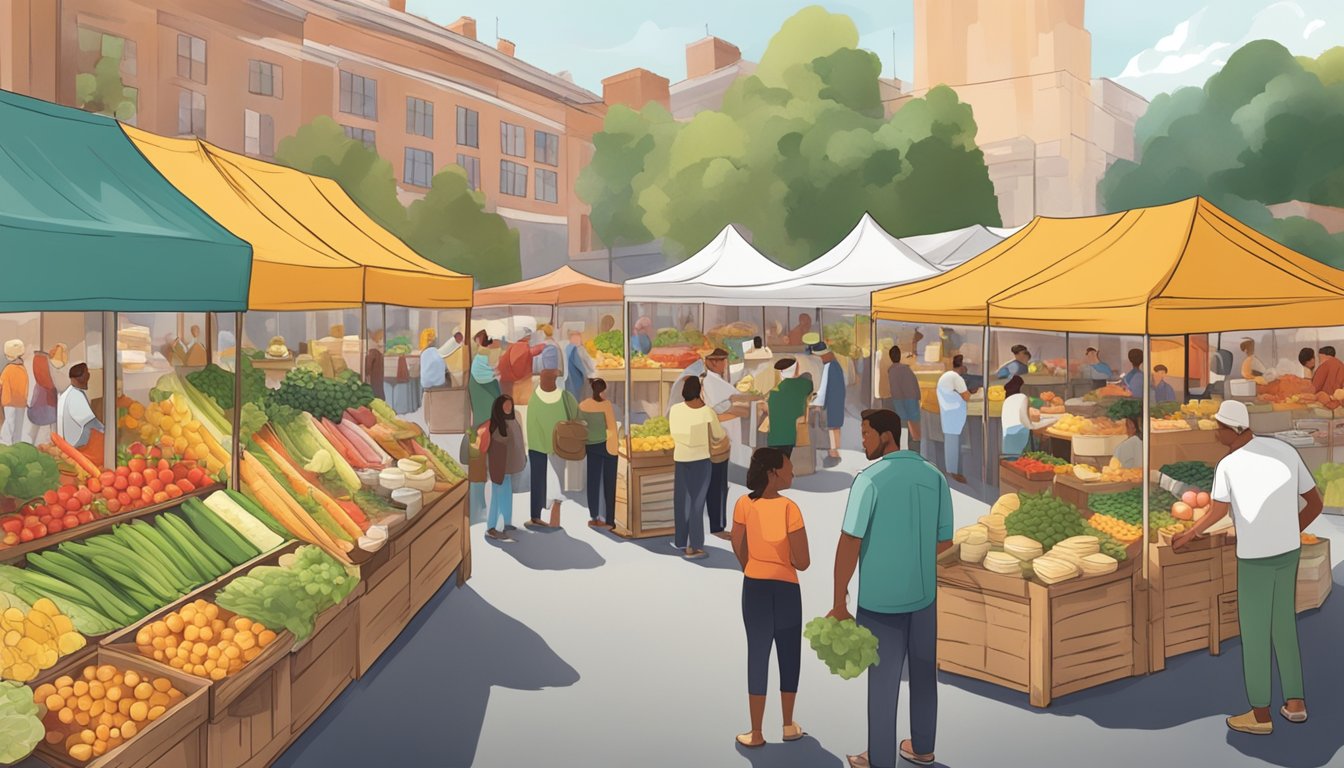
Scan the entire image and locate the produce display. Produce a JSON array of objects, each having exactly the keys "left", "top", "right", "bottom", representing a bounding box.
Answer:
[
  {"left": 803, "top": 616, "right": 879, "bottom": 680},
  {"left": 630, "top": 417, "right": 674, "bottom": 453},
  {"left": 269, "top": 366, "right": 374, "bottom": 423},
  {"left": 1072, "top": 457, "right": 1143, "bottom": 484},
  {"left": 1088, "top": 514, "right": 1143, "bottom": 545},
  {"left": 1170, "top": 490, "right": 1212, "bottom": 523},
  {"left": 1086, "top": 383, "right": 1133, "bottom": 400},
  {"left": 1315, "top": 463, "right": 1344, "bottom": 507},
  {"left": 589, "top": 331, "right": 625, "bottom": 369},
  {"left": 35, "top": 663, "right": 186, "bottom": 763},
  {"left": 185, "top": 360, "right": 265, "bottom": 412},
  {"left": 0, "top": 595, "right": 86, "bottom": 683},
  {"left": 1160, "top": 461, "right": 1215, "bottom": 491},
  {"left": 735, "top": 374, "right": 763, "bottom": 396},
  {"left": 0, "top": 679, "right": 43, "bottom": 764},
  {"left": 1107, "top": 398, "right": 1181, "bottom": 422},
  {"left": 821, "top": 322, "right": 856, "bottom": 358},
  {"left": 1005, "top": 455, "right": 1071, "bottom": 476},
  {"left": 385, "top": 336, "right": 413, "bottom": 356},
  {"left": 1256, "top": 375, "right": 1317, "bottom": 408},
  {"left": 647, "top": 348, "right": 703, "bottom": 370},
  {"left": 214, "top": 545, "right": 358, "bottom": 641},
  {"left": 1037, "top": 391, "right": 1065, "bottom": 414},
  {"left": 1004, "top": 492, "right": 1088, "bottom": 552},
  {"left": 1179, "top": 400, "right": 1221, "bottom": 419},
  {"left": 629, "top": 355, "right": 663, "bottom": 369},
  {"left": 132, "top": 599, "right": 278, "bottom": 680},
  {"left": 1088, "top": 486, "right": 1179, "bottom": 525},
  {"left": 652, "top": 328, "right": 705, "bottom": 349},
  {"left": 1048, "top": 414, "right": 1125, "bottom": 436},
  {"left": 1023, "top": 451, "right": 1067, "bottom": 466}
]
